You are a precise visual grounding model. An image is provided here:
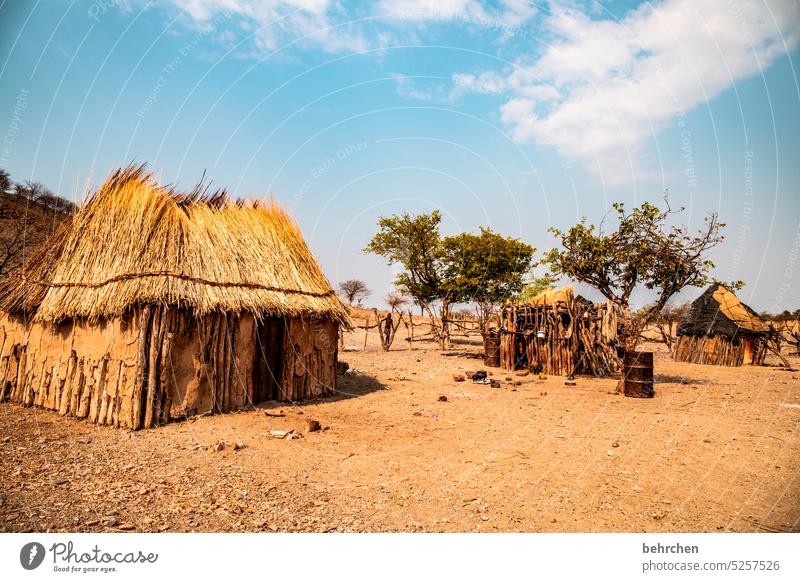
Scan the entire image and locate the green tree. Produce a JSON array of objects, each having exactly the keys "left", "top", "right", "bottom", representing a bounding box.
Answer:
[
  {"left": 440, "top": 227, "right": 534, "bottom": 335},
  {"left": 712, "top": 278, "right": 745, "bottom": 292},
  {"left": 544, "top": 201, "right": 725, "bottom": 351},
  {"left": 364, "top": 211, "right": 442, "bottom": 308},
  {"left": 365, "top": 213, "right": 535, "bottom": 346}
]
